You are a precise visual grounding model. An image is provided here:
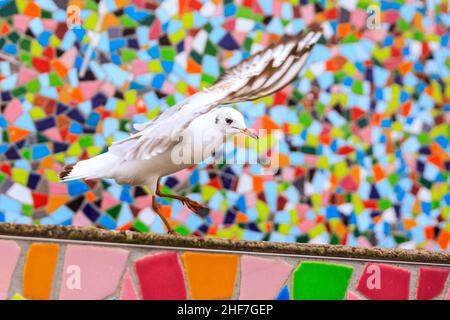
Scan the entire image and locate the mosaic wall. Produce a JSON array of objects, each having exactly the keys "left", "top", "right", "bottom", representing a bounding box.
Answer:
[
  {"left": 0, "top": 0, "right": 449, "bottom": 250},
  {"left": 0, "top": 238, "right": 449, "bottom": 300}
]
